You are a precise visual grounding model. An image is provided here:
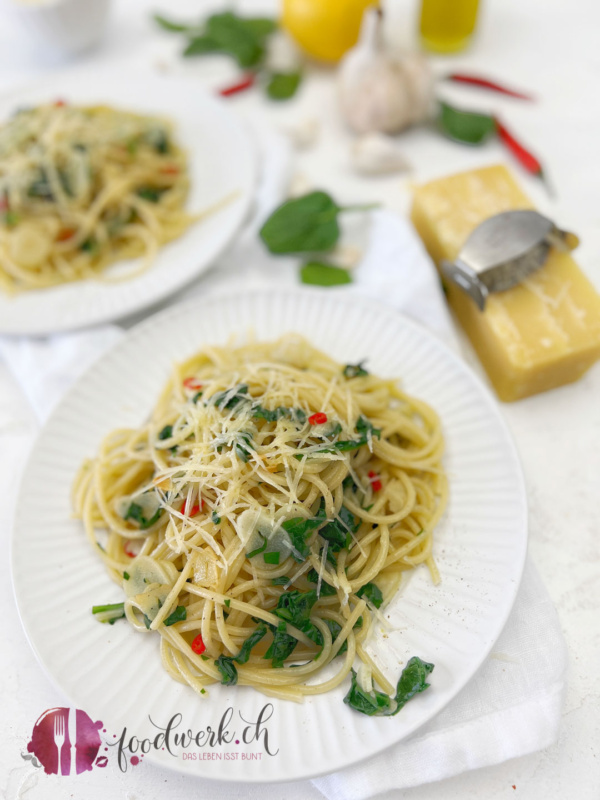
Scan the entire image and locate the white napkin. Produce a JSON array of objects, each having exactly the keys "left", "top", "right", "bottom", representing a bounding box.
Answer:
[{"left": 0, "top": 123, "right": 567, "bottom": 797}]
